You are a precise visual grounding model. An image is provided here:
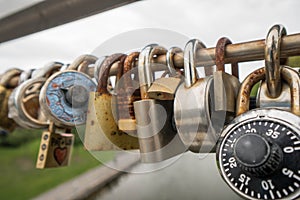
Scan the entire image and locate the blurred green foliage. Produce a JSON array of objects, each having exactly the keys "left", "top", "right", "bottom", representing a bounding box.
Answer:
[
  {"left": 288, "top": 56, "right": 300, "bottom": 68},
  {"left": 0, "top": 128, "right": 113, "bottom": 200},
  {"left": 0, "top": 128, "right": 83, "bottom": 147}
]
